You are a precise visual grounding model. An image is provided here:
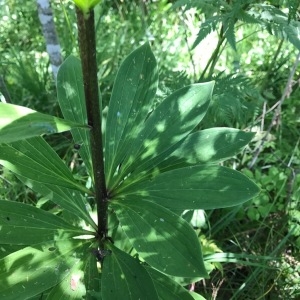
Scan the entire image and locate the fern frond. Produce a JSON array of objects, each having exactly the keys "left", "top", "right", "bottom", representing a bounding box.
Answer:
[
  {"left": 202, "top": 73, "right": 264, "bottom": 128},
  {"left": 192, "top": 15, "right": 223, "bottom": 49},
  {"left": 156, "top": 68, "right": 191, "bottom": 105},
  {"left": 249, "top": 4, "right": 300, "bottom": 50},
  {"left": 223, "top": 17, "right": 237, "bottom": 51}
]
